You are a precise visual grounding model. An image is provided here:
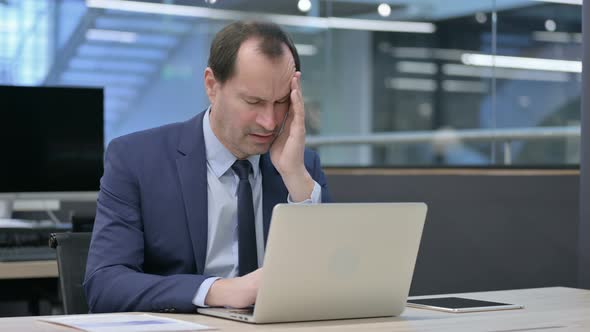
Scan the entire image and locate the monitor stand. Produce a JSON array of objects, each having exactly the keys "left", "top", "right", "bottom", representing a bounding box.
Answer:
[
  {"left": 0, "top": 199, "right": 30, "bottom": 227},
  {"left": 12, "top": 199, "right": 61, "bottom": 212},
  {"left": 0, "top": 197, "right": 61, "bottom": 223},
  {"left": 0, "top": 198, "right": 60, "bottom": 215},
  {"left": 0, "top": 198, "right": 13, "bottom": 219}
]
